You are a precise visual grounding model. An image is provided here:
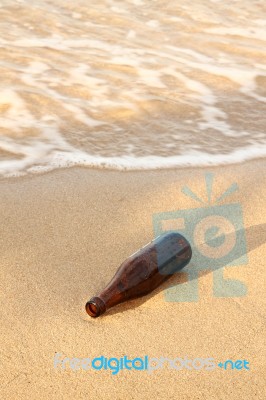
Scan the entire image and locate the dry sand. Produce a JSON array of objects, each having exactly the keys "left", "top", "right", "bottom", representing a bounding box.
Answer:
[{"left": 0, "top": 160, "right": 265, "bottom": 399}]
